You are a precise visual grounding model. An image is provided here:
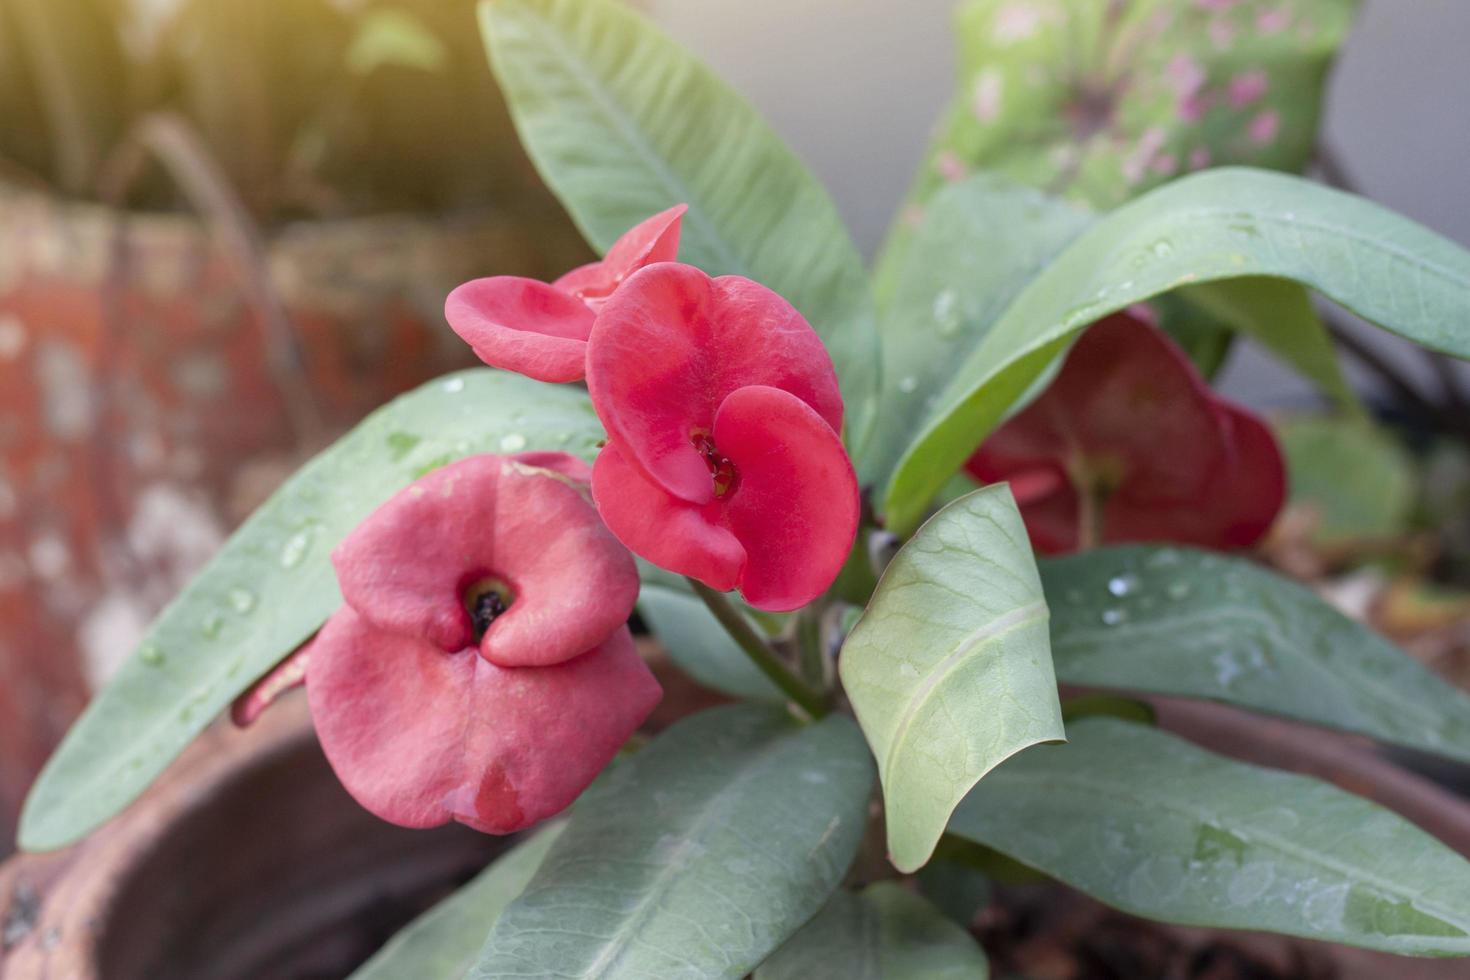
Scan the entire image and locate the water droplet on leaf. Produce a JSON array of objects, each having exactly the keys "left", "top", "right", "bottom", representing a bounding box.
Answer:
[{"left": 499, "top": 432, "right": 528, "bottom": 452}]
